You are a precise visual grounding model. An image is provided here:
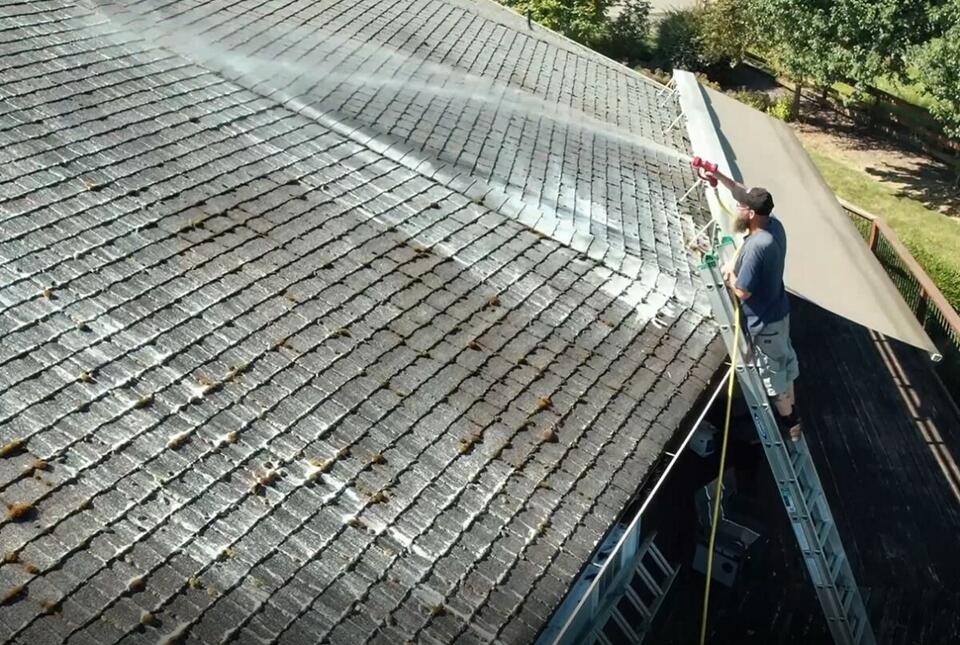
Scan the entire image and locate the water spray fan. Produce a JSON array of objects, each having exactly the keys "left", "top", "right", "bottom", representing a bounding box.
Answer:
[{"left": 691, "top": 156, "right": 718, "bottom": 186}]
